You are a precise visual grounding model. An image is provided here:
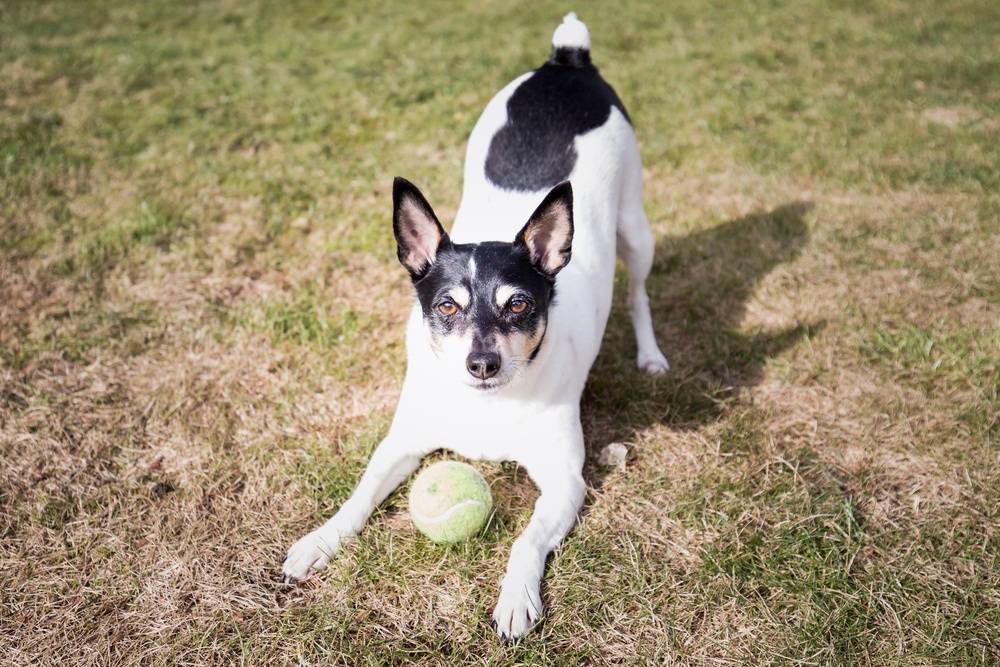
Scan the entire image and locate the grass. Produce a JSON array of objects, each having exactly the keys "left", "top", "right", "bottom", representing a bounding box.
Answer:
[{"left": 1, "top": 0, "right": 998, "bottom": 664}]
